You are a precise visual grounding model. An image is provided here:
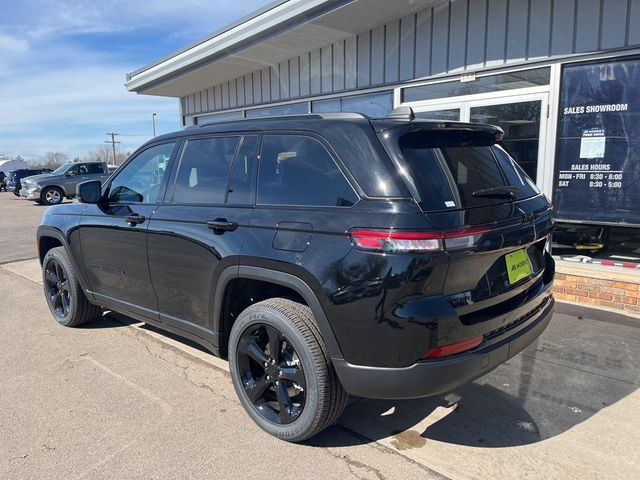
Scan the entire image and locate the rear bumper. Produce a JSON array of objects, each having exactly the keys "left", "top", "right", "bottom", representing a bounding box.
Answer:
[{"left": 333, "top": 296, "right": 554, "bottom": 399}]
